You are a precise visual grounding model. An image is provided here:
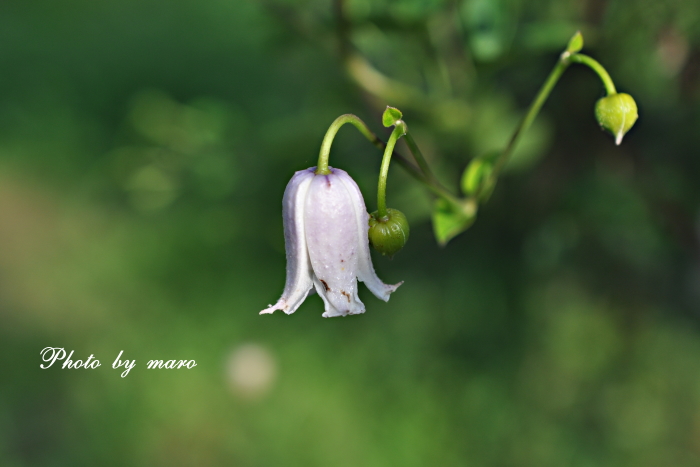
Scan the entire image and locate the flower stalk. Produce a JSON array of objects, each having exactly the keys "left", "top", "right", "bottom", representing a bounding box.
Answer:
[
  {"left": 316, "top": 114, "right": 383, "bottom": 175},
  {"left": 569, "top": 54, "right": 617, "bottom": 96},
  {"left": 376, "top": 122, "right": 406, "bottom": 219}
]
